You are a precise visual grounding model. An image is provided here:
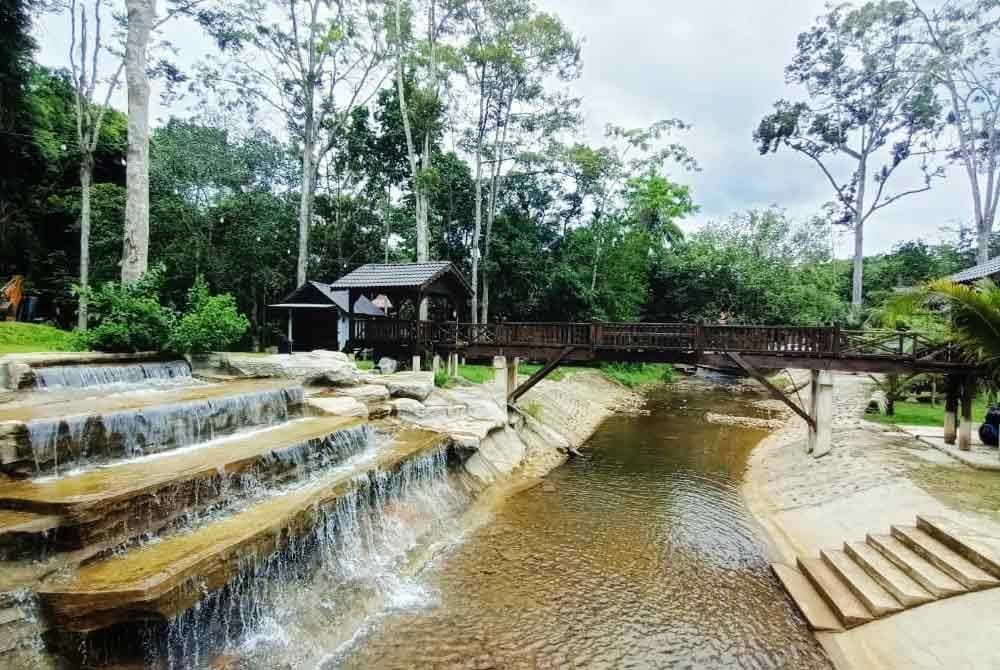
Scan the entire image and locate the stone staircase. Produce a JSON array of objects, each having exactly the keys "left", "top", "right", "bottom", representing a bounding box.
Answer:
[{"left": 774, "top": 515, "right": 1000, "bottom": 631}]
